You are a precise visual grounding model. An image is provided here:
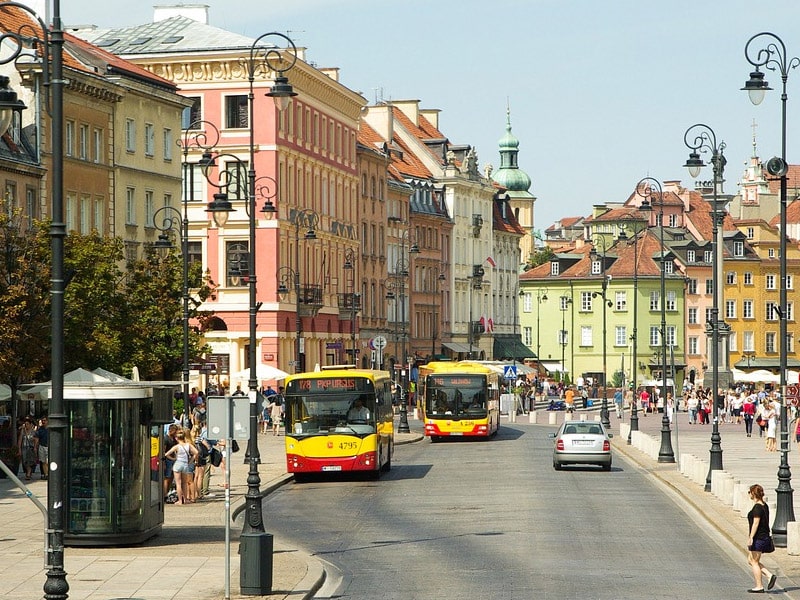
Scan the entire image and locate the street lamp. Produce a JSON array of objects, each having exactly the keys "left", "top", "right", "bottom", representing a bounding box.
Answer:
[
  {"left": 386, "top": 260, "right": 413, "bottom": 433},
  {"left": 743, "top": 32, "right": 798, "bottom": 545},
  {"left": 589, "top": 243, "right": 613, "bottom": 428},
  {"left": 559, "top": 295, "right": 572, "bottom": 385},
  {"left": 207, "top": 30, "right": 297, "bottom": 594},
  {"left": 342, "top": 248, "right": 360, "bottom": 365},
  {"left": 276, "top": 209, "right": 320, "bottom": 374},
  {"left": 683, "top": 123, "right": 729, "bottom": 491},
  {"left": 535, "top": 288, "right": 549, "bottom": 359},
  {"left": 428, "top": 267, "right": 447, "bottom": 358},
  {"left": 468, "top": 264, "right": 485, "bottom": 359},
  {"left": 636, "top": 177, "right": 675, "bottom": 463},
  {"left": 0, "top": 3, "right": 66, "bottom": 597},
  {"left": 618, "top": 203, "right": 650, "bottom": 444}
]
